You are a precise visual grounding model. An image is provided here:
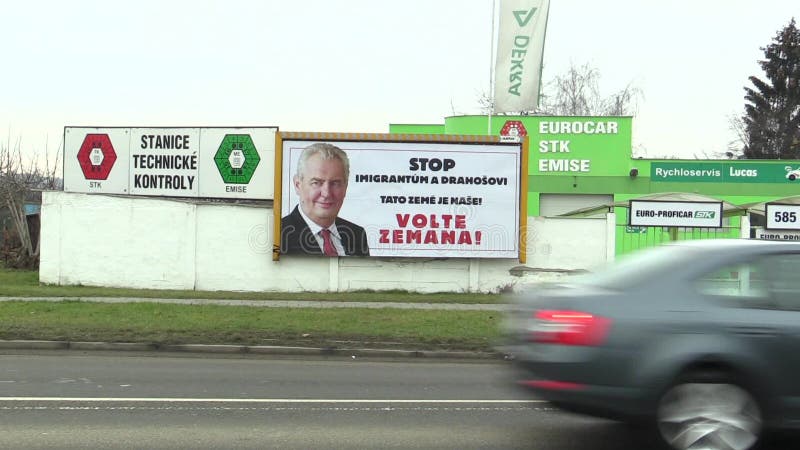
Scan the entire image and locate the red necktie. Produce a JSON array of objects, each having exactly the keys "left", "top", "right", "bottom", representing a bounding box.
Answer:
[{"left": 320, "top": 229, "right": 338, "bottom": 256}]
